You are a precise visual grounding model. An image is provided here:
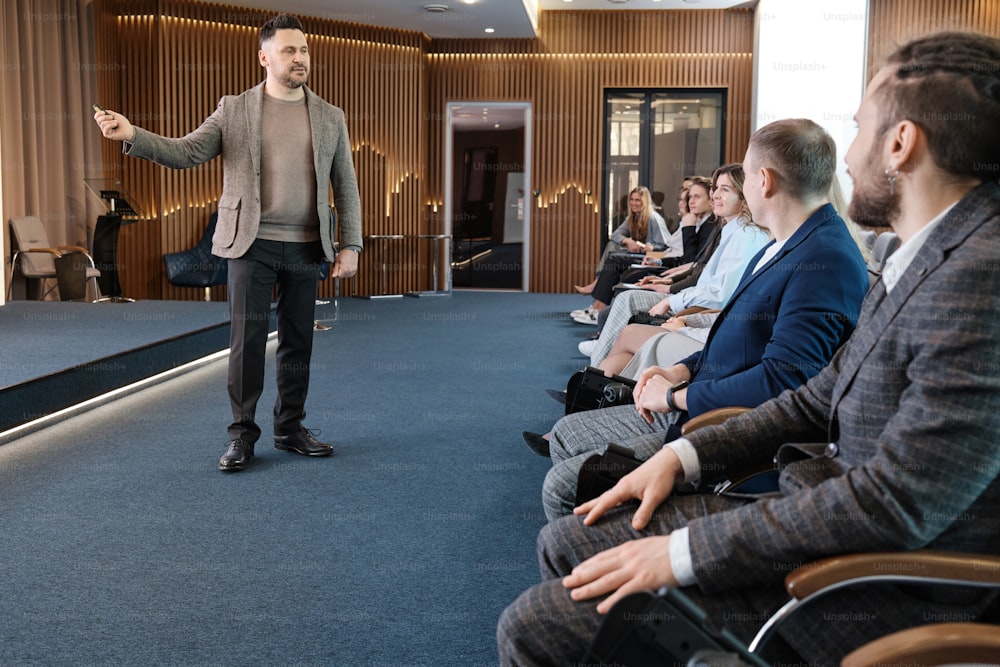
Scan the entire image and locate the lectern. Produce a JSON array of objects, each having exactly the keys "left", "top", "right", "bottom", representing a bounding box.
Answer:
[{"left": 84, "top": 179, "right": 143, "bottom": 302}]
